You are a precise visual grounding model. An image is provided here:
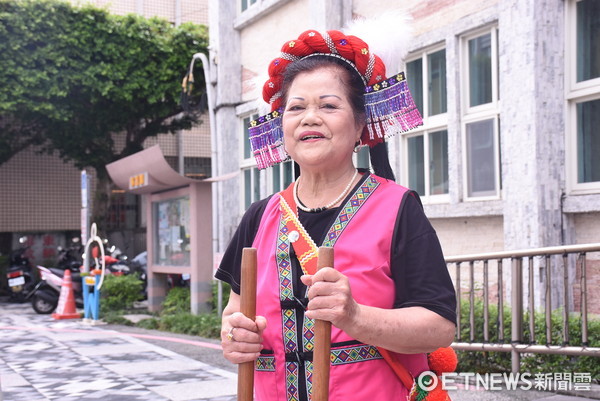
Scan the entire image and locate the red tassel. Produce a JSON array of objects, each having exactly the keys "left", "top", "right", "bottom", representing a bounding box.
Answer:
[{"left": 428, "top": 347, "right": 458, "bottom": 376}]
